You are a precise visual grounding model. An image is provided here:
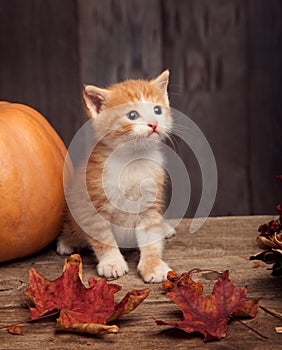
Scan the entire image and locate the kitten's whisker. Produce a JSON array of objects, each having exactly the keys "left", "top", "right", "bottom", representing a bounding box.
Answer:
[
  {"left": 172, "top": 119, "right": 195, "bottom": 131},
  {"left": 165, "top": 133, "right": 179, "bottom": 152},
  {"left": 171, "top": 125, "right": 195, "bottom": 136},
  {"left": 163, "top": 130, "right": 177, "bottom": 152}
]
